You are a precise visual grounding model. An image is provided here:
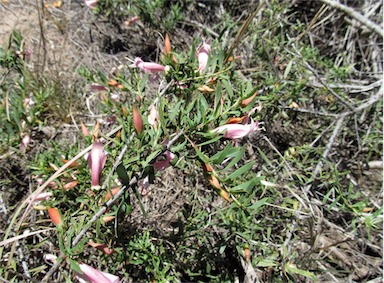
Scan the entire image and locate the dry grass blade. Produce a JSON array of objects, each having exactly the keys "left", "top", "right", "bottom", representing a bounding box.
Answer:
[
  {"left": 319, "top": 0, "right": 384, "bottom": 37},
  {"left": 225, "top": 1, "right": 265, "bottom": 61}
]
